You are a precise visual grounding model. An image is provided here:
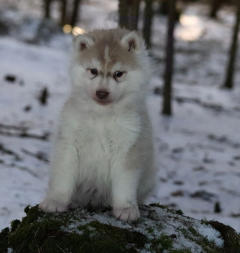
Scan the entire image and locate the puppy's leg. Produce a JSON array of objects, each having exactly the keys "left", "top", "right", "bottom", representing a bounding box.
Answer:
[
  {"left": 111, "top": 159, "right": 140, "bottom": 222},
  {"left": 40, "top": 139, "right": 78, "bottom": 212}
]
